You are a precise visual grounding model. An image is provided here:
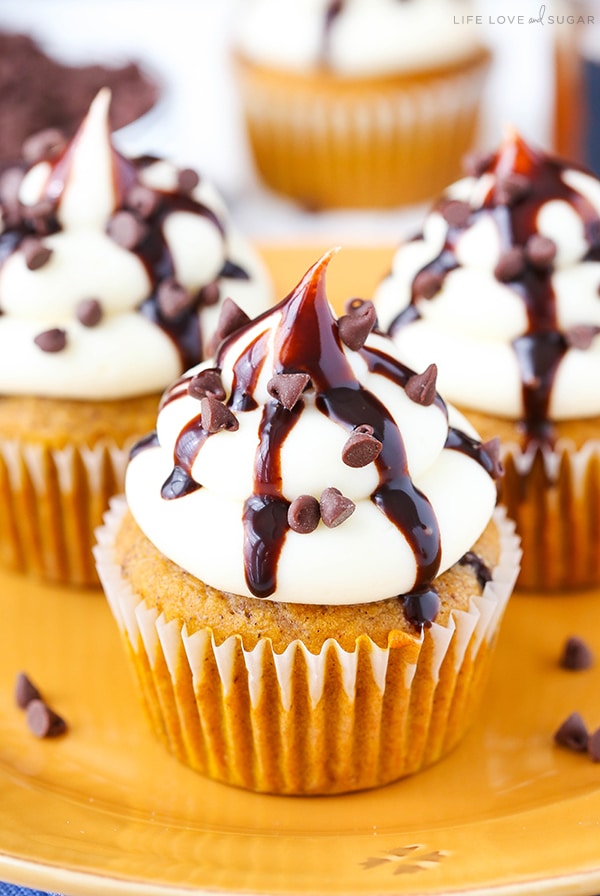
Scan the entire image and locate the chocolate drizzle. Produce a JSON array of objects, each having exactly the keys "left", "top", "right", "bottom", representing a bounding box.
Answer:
[{"left": 389, "top": 132, "right": 600, "bottom": 447}]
